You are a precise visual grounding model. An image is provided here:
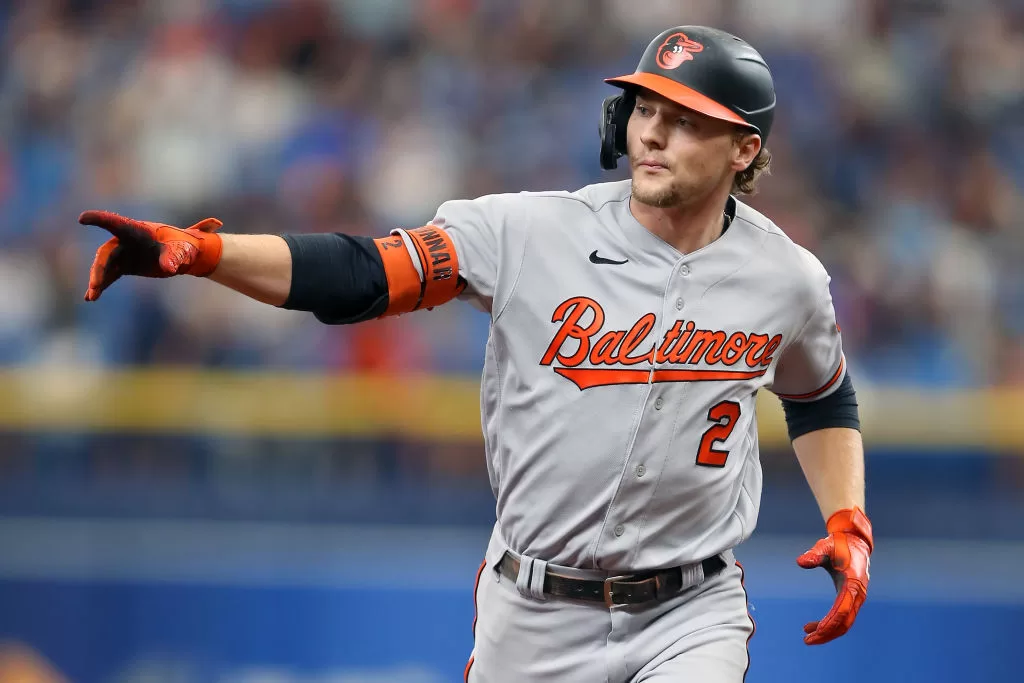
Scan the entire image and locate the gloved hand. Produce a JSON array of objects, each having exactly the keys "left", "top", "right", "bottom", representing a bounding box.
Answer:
[
  {"left": 796, "top": 506, "right": 873, "bottom": 645},
  {"left": 79, "top": 211, "right": 224, "bottom": 301}
]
